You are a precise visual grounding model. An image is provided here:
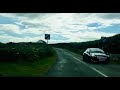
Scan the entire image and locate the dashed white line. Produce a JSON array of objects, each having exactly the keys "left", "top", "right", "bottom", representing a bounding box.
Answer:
[{"left": 65, "top": 51, "right": 108, "bottom": 77}]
